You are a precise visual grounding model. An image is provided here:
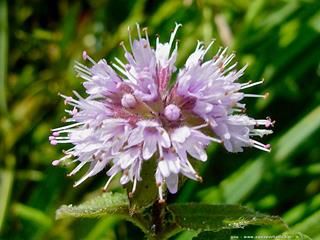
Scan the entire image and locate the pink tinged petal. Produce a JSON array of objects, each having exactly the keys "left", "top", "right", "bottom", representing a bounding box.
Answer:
[
  {"left": 159, "top": 129, "right": 171, "bottom": 148},
  {"left": 107, "top": 164, "right": 121, "bottom": 176},
  {"left": 119, "top": 152, "right": 132, "bottom": 169},
  {"left": 180, "top": 164, "right": 198, "bottom": 181},
  {"left": 137, "top": 120, "right": 160, "bottom": 127},
  {"left": 166, "top": 173, "right": 178, "bottom": 194},
  {"left": 163, "top": 150, "right": 180, "bottom": 174},
  {"left": 158, "top": 160, "right": 170, "bottom": 178},
  {"left": 120, "top": 174, "right": 130, "bottom": 185},
  {"left": 142, "top": 134, "right": 158, "bottom": 159},
  {"left": 167, "top": 158, "right": 180, "bottom": 174},
  {"left": 155, "top": 42, "right": 171, "bottom": 66},
  {"left": 120, "top": 148, "right": 140, "bottom": 169},
  {"left": 155, "top": 168, "right": 163, "bottom": 185},
  {"left": 171, "top": 126, "right": 191, "bottom": 143},
  {"left": 127, "top": 127, "right": 144, "bottom": 147},
  {"left": 187, "top": 144, "right": 207, "bottom": 161},
  {"left": 193, "top": 100, "right": 213, "bottom": 117},
  {"left": 112, "top": 139, "right": 125, "bottom": 155},
  {"left": 224, "top": 140, "right": 234, "bottom": 152},
  {"left": 185, "top": 42, "right": 205, "bottom": 68},
  {"left": 172, "top": 142, "right": 188, "bottom": 162}
]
